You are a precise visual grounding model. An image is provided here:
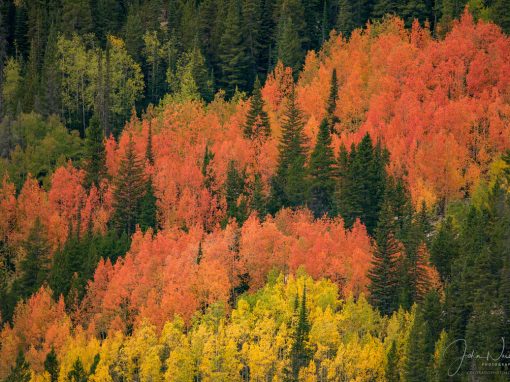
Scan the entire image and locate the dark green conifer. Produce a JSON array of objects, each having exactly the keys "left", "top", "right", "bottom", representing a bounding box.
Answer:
[
  {"left": 243, "top": 76, "right": 270, "bottom": 140},
  {"left": 44, "top": 347, "right": 59, "bottom": 382},
  {"left": 84, "top": 114, "right": 106, "bottom": 189},
  {"left": 6, "top": 350, "right": 31, "bottom": 382}
]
